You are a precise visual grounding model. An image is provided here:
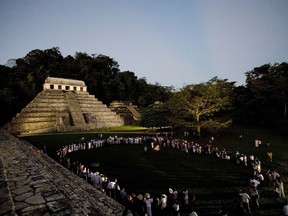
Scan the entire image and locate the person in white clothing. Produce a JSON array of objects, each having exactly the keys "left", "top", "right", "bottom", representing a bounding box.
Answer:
[
  {"left": 189, "top": 211, "right": 198, "bottom": 216},
  {"left": 283, "top": 201, "right": 288, "bottom": 216},
  {"left": 275, "top": 177, "right": 286, "bottom": 198},
  {"left": 160, "top": 194, "right": 167, "bottom": 210},
  {"left": 239, "top": 191, "right": 250, "bottom": 214},
  {"left": 250, "top": 178, "right": 260, "bottom": 188}
]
